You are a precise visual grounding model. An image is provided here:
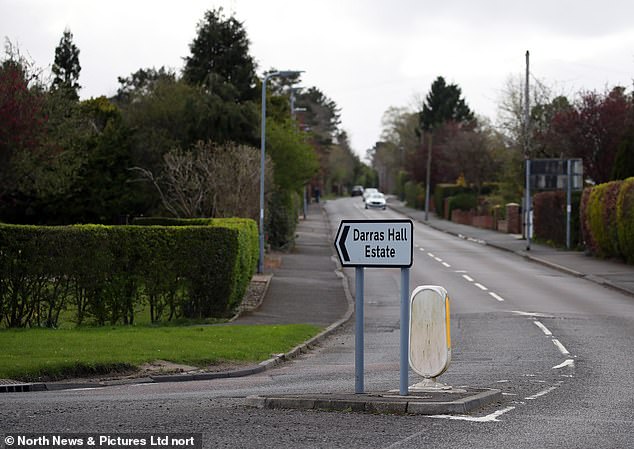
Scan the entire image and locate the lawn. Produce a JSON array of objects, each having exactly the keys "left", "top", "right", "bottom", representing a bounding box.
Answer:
[{"left": 0, "top": 324, "right": 321, "bottom": 381}]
